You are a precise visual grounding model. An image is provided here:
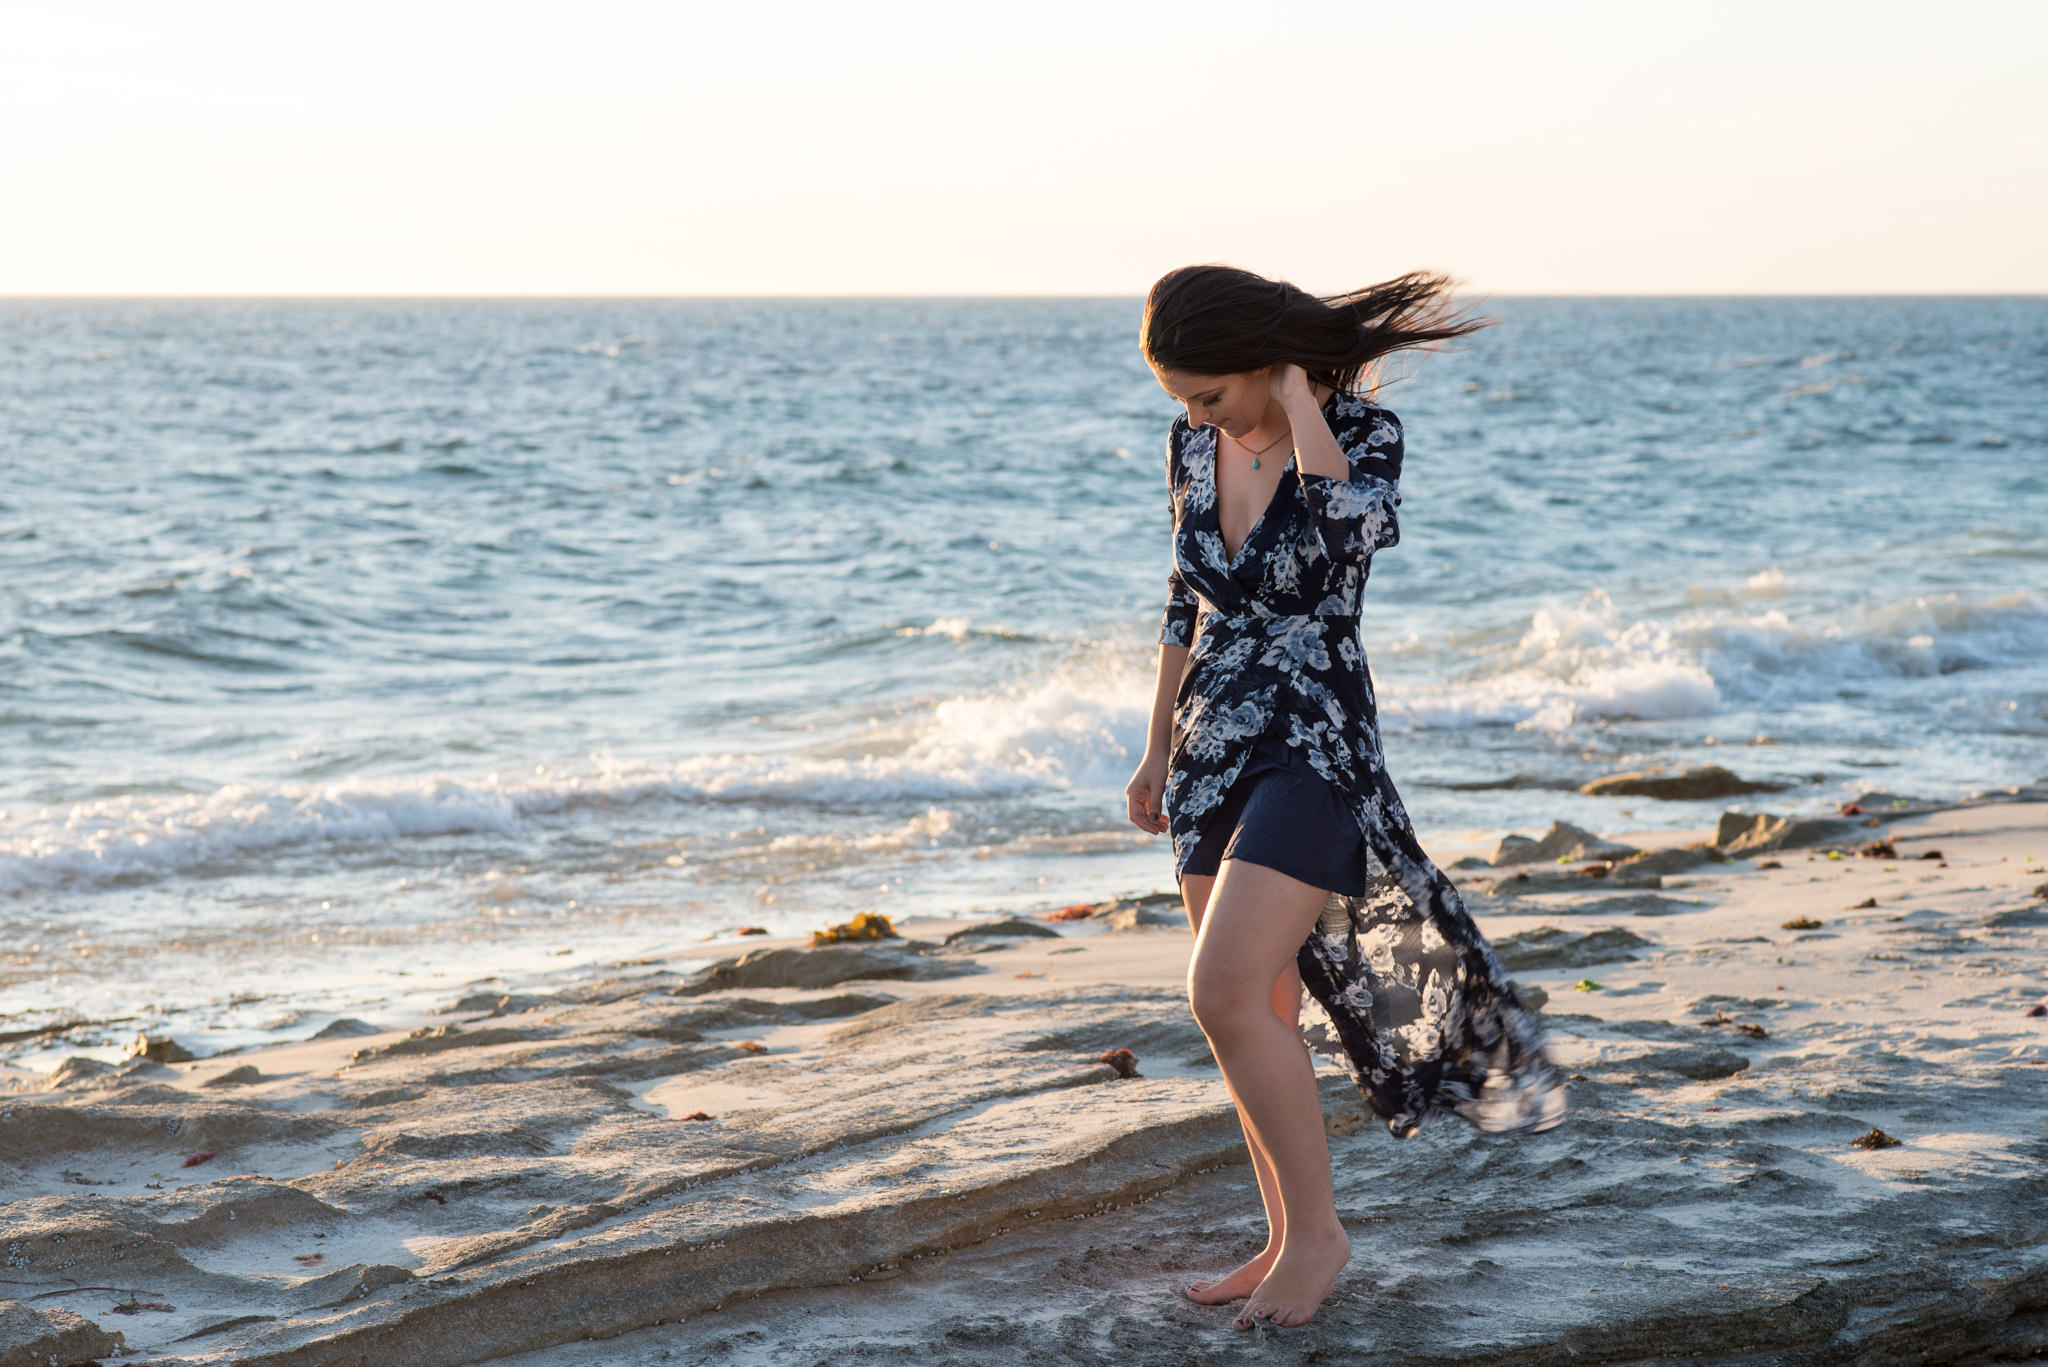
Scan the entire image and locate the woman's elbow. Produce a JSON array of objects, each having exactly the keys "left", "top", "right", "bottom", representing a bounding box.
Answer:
[
  {"left": 1327, "top": 512, "right": 1398, "bottom": 564},
  {"left": 1374, "top": 515, "right": 1401, "bottom": 555}
]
